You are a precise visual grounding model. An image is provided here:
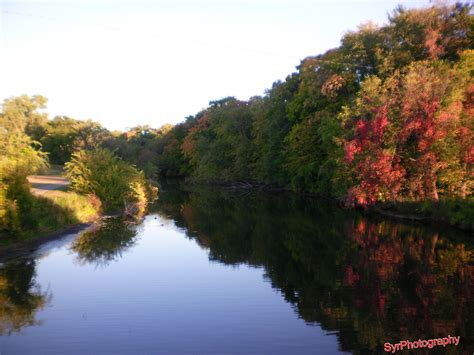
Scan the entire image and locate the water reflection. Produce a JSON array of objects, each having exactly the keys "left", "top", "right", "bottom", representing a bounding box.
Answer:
[
  {"left": 71, "top": 217, "right": 140, "bottom": 267},
  {"left": 155, "top": 182, "right": 473, "bottom": 353},
  {"left": 0, "top": 259, "right": 50, "bottom": 335},
  {"left": 0, "top": 218, "right": 139, "bottom": 335},
  {"left": 0, "top": 183, "right": 471, "bottom": 353}
]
